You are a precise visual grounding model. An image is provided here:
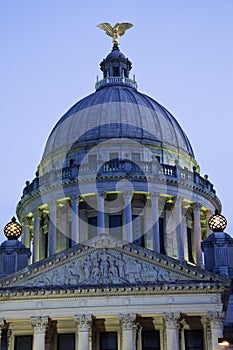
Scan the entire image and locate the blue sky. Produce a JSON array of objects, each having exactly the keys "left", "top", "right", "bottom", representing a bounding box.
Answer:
[{"left": 1, "top": 0, "right": 233, "bottom": 239}]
